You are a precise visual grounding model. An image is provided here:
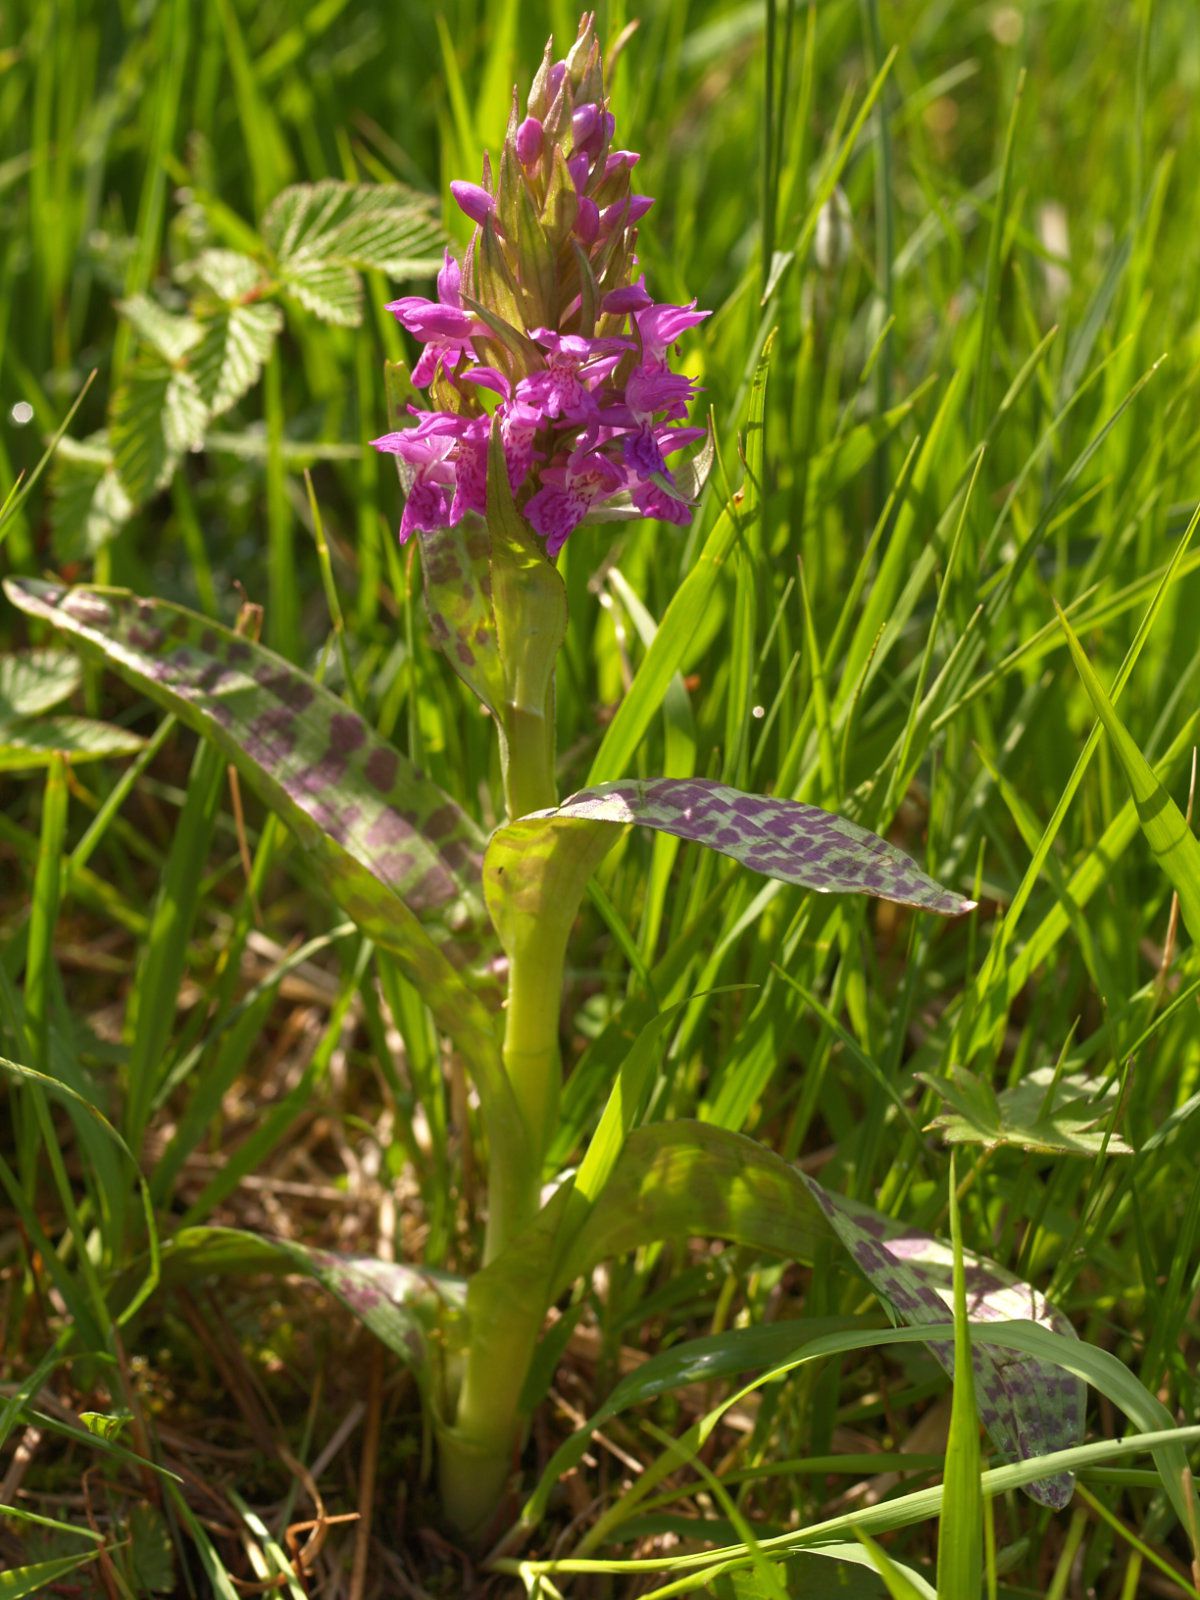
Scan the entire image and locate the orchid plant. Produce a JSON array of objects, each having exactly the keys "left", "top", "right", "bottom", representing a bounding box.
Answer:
[{"left": 7, "top": 12, "right": 1094, "bottom": 1563}]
